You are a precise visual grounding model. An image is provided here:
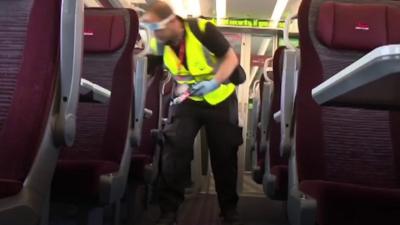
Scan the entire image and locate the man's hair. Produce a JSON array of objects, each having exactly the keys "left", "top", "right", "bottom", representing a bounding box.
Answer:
[{"left": 147, "top": 1, "right": 174, "bottom": 20}]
